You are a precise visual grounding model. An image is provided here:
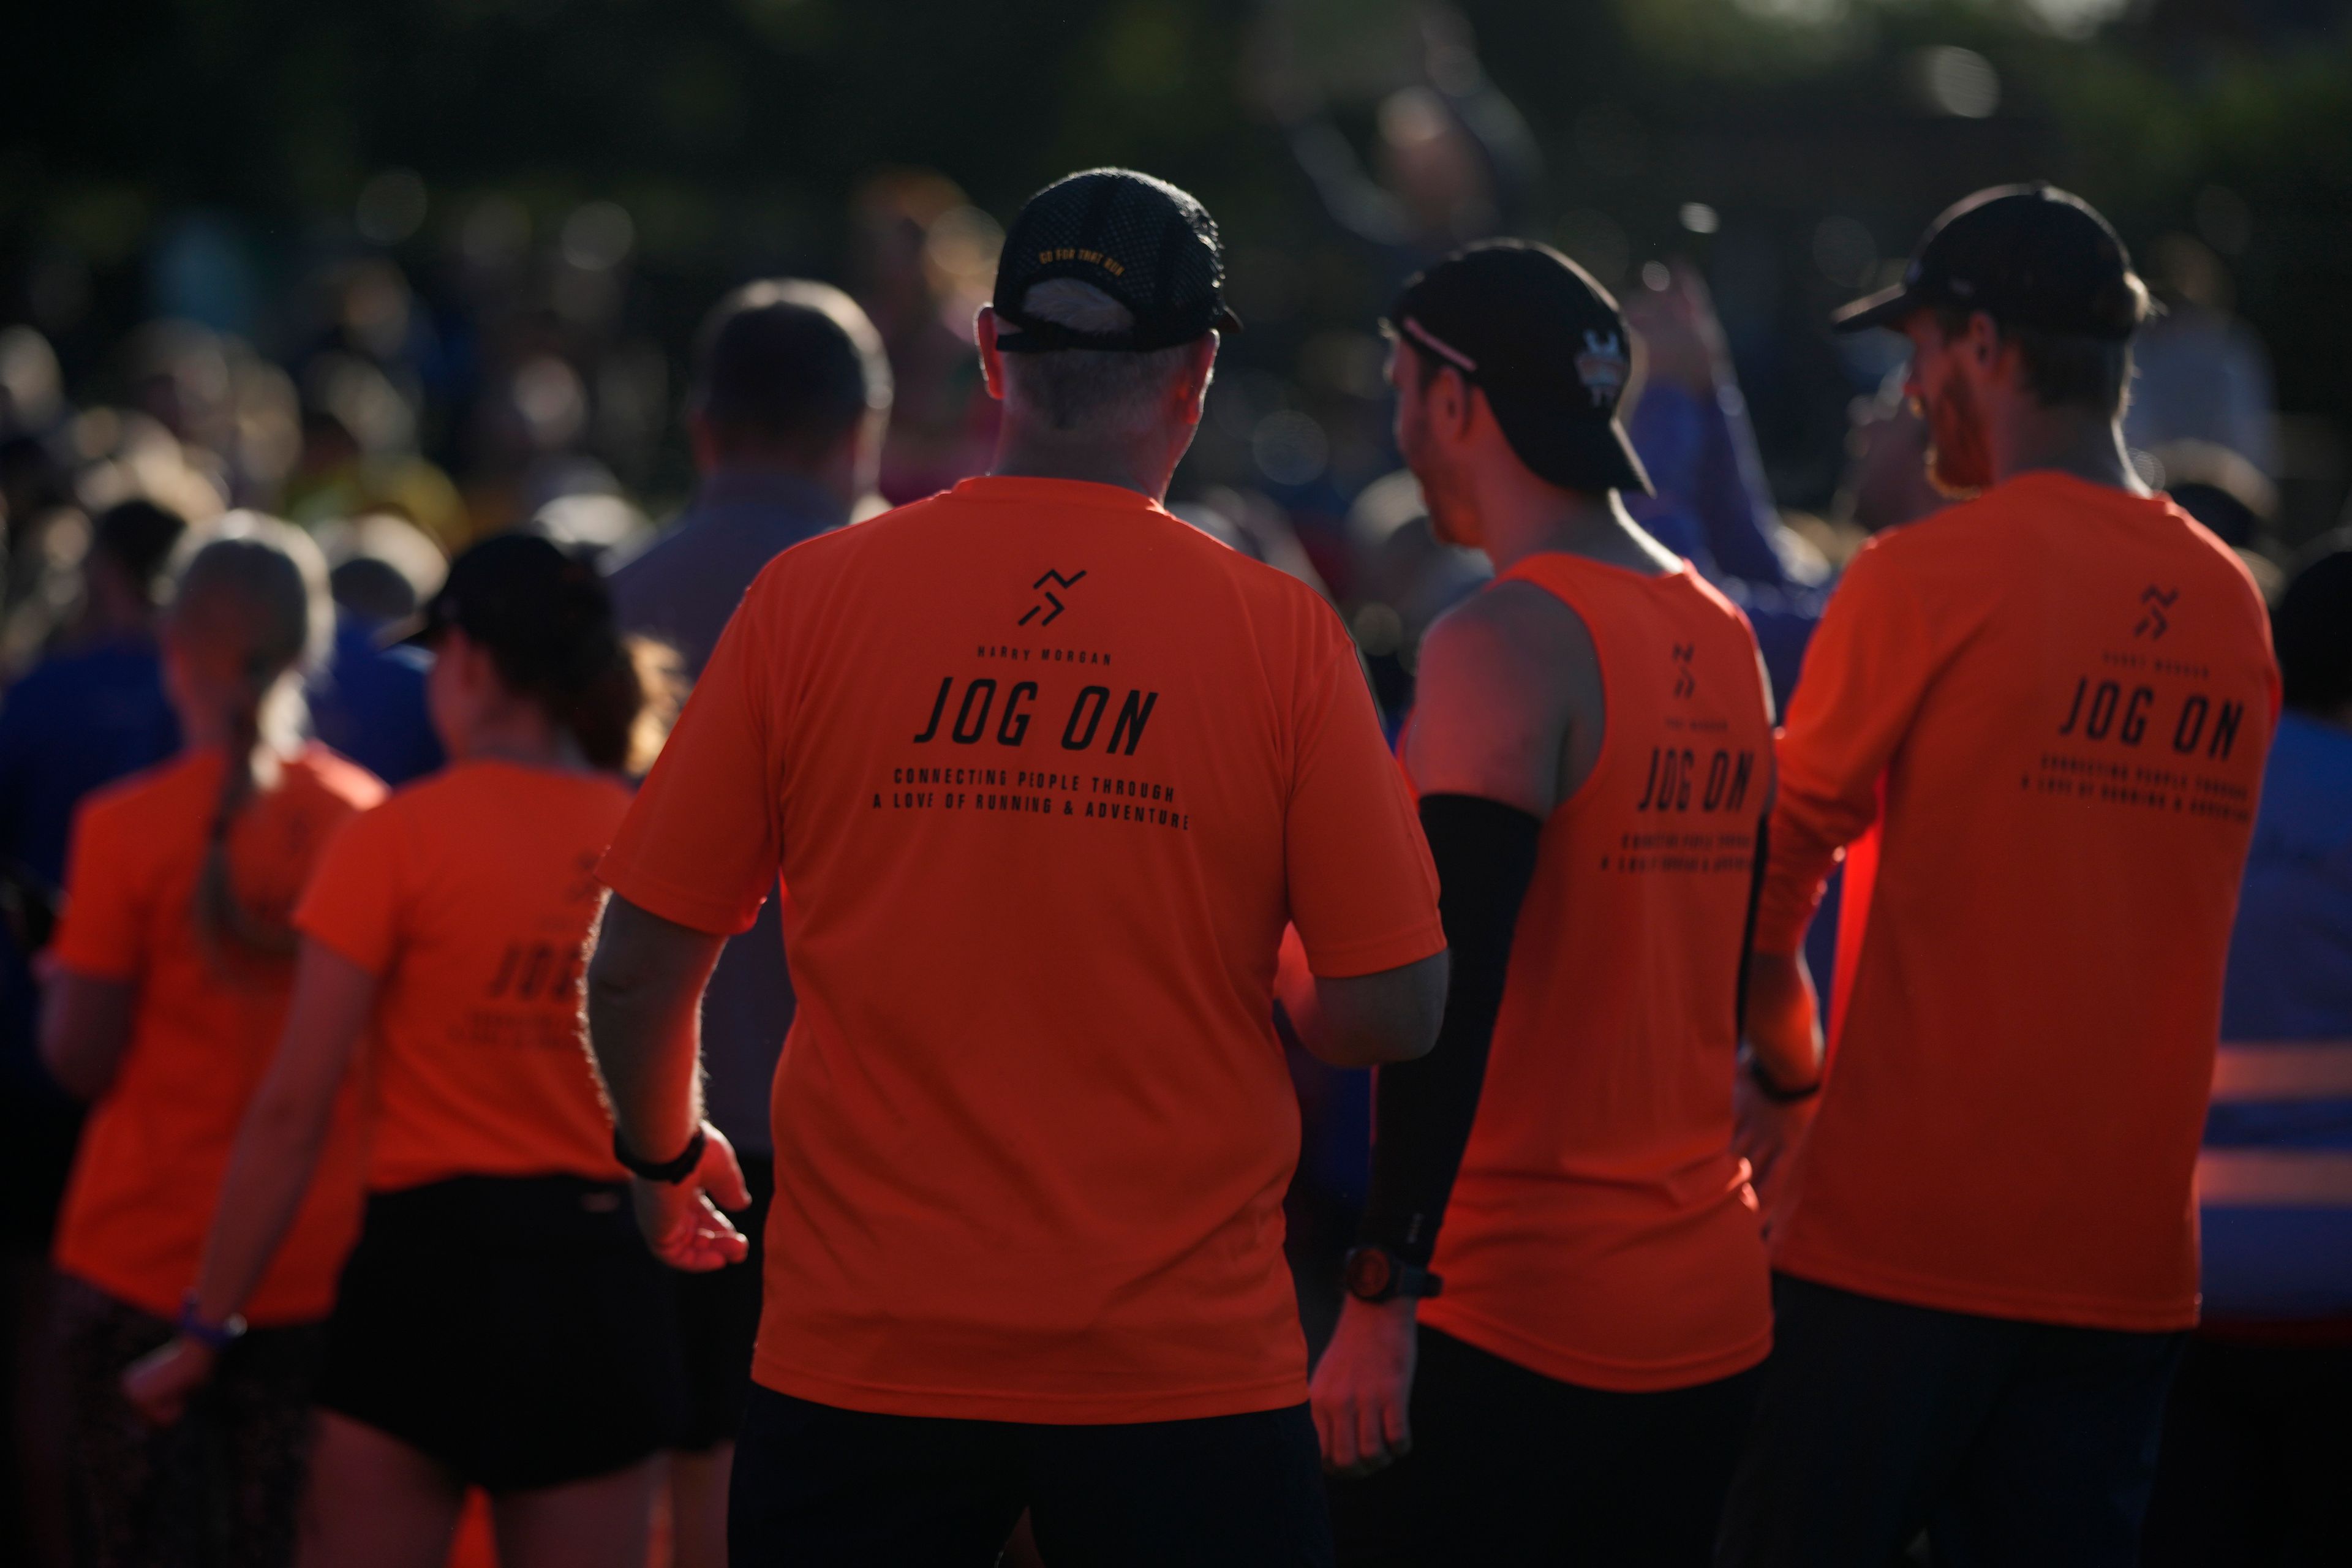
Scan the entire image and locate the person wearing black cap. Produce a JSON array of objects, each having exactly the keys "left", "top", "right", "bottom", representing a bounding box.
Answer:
[
  {"left": 583, "top": 168, "right": 1447, "bottom": 1565},
  {"left": 124, "top": 532, "right": 698, "bottom": 1568},
  {"left": 1311, "top": 240, "right": 1780, "bottom": 1567},
  {"left": 1719, "top": 186, "right": 2280, "bottom": 1567}
]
